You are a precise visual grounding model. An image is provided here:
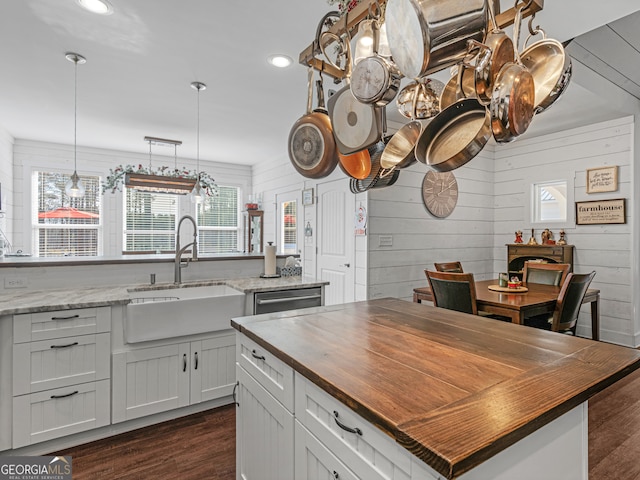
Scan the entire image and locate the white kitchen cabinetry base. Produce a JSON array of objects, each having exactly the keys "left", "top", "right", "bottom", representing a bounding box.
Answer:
[
  {"left": 112, "top": 332, "right": 236, "bottom": 423},
  {"left": 236, "top": 365, "right": 294, "bottom": 480}
]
